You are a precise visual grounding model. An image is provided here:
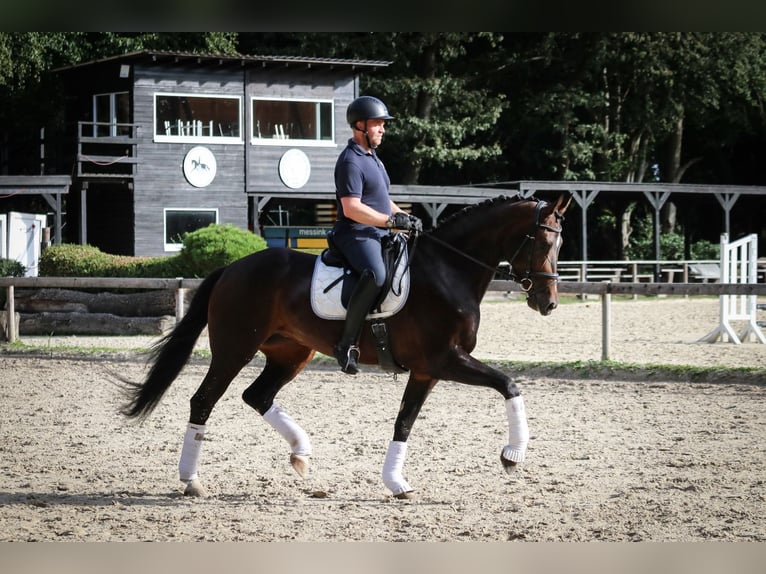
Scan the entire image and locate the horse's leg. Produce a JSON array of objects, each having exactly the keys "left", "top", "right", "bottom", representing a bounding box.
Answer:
[
  {"left": 432, "top": 349, "right": 529, "bottom": 473},
  {"left": 382, "top": 372, "right": 438, "bottom": 499},
  {"left": 242, "top": 338, "right": 316, "bottom": 478},
  {"left": 177, "top": 354, "right": 252, "bottom": 497}
]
